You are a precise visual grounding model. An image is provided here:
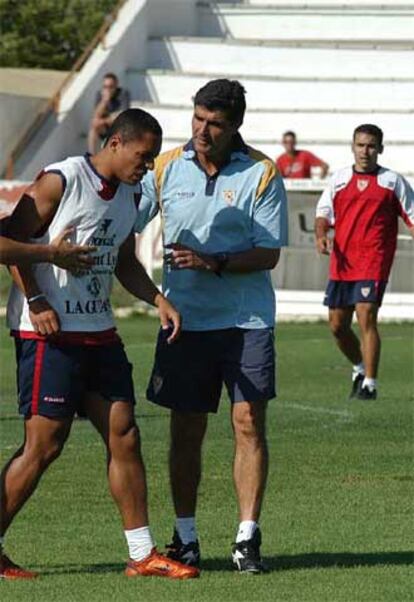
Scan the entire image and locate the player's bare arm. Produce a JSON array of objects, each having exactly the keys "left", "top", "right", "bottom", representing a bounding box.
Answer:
[
  {"left": 314, "top": 217, "right": 331, "bottom": 254},
  {"left": 0, "top": 227, "right": 95, "bottom": 269},
  {"left": 320, "top": 162, "right": 329, "bottom": 178},
  {"left": 115, "top": 232, "right": 181, "bottom": 342},
  {"left": 7, "top": 174, "right": 69, "bottom": 335},
  {"left": 167, "top": 243, "right": 280, "bottom": 273}
]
